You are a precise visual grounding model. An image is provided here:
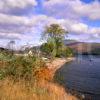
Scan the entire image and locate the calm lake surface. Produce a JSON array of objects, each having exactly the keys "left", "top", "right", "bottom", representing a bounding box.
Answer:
[{"left": 55, "top": 55, "right": 100, "bottom": 100}]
